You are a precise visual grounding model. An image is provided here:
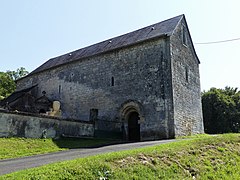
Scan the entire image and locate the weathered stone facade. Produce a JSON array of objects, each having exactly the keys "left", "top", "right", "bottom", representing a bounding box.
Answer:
[
  {"left": 170, "top": 21, "right": 204, "bottom": 136},
  {"left": 9, "top": 15, "right": 204, "bottom": 140}
]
